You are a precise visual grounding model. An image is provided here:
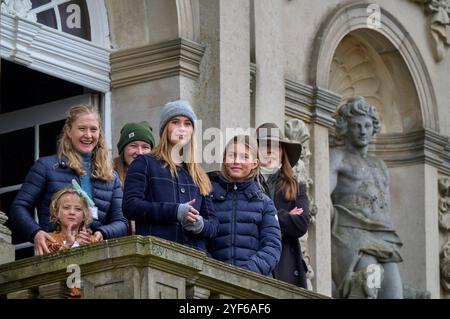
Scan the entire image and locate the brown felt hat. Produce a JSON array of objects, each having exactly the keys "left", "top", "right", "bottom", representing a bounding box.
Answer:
[{"left": 256, "top": 122, "right": 302, "bottom": 167}]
